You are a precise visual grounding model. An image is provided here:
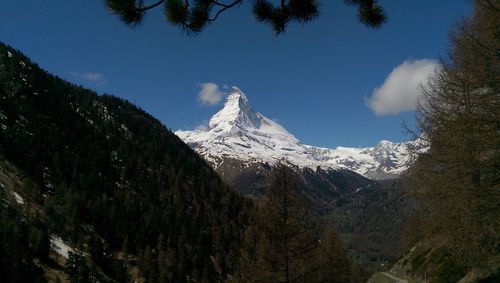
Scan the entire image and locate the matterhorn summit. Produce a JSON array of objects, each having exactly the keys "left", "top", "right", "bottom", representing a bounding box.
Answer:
[
  {"left": 208, "top": 87, "right": 263, "bottom": 132},
  {"left": 176, "top": 87, "right": 426, "bottom": 179}
]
